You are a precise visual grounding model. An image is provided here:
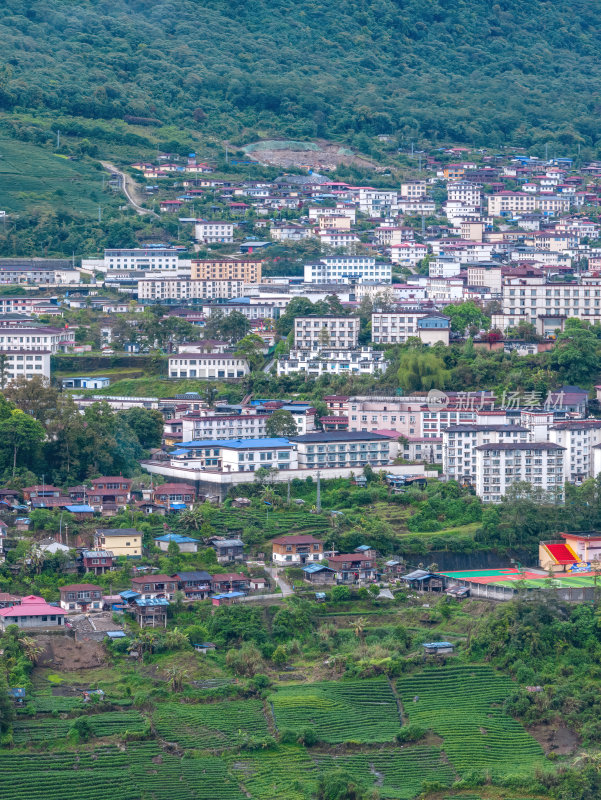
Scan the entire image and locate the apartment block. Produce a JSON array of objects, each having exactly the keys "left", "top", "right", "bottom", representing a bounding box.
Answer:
[
  {"left": 277, "top": 347, "right": 388, "bottom": 377},
  {"left": 194, "top": 221, "right": 234, "bottom": 243},
  {"left": 138, "top": 277, "right": 245, "bottom": 303},
  {"left": 181, "top": 414, "right": 269, "bottom": 441},
  {"left": 371, "top": 312, "right": 450, "bottom": 345},
  {"left": 168, "top": 354, "right": 250, "bottom": 379},
  {"left": 291, "top": 431, "right": 392, "bottom": 469},
  {"left": 303, "top": 257, "right": 391, "bottom": 284},
  {"left": 191, "top": 259, "right": 262, "bottom": 282},
  {"left": 549, "top": 421, "right": 601, "bottom": 482},
  {"left": 294, "top": 316, "right": 359, "bottom": 349},
  {"left": 442, "top": 424, "right": 530, "bottom": 482},
  {"left": 474, "top": 442, "right": 565, "bottom": 502}
]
